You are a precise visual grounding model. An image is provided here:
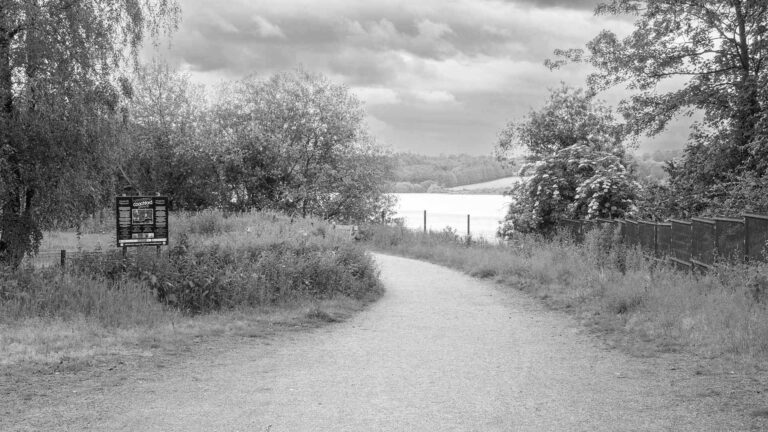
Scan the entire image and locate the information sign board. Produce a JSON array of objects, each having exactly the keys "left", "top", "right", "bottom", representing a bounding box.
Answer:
[{"left": 115, "top": 196, "right": 169, "bottom": 247}]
